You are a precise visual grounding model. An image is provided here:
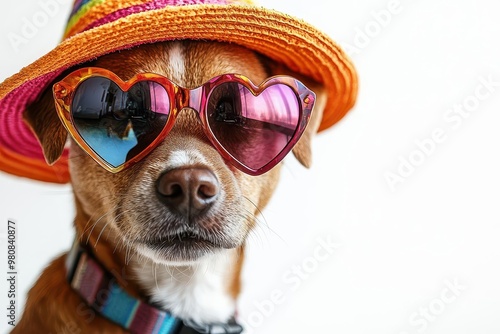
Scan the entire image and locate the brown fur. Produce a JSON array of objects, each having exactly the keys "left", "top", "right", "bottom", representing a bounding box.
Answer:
[{"left": 15, "top": 41, "right": 325, "bottom": 333}]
